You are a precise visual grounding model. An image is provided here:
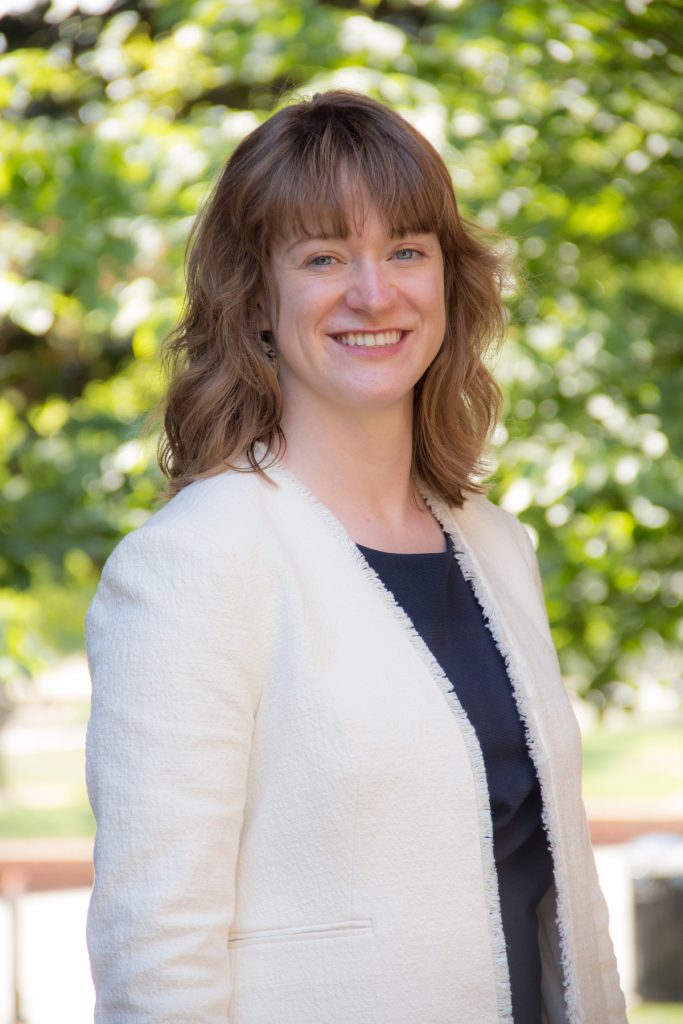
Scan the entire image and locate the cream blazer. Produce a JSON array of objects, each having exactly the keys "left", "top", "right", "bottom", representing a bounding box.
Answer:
[{"left": 85, "top": 463, "right": 627, "bottom": 1023}]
